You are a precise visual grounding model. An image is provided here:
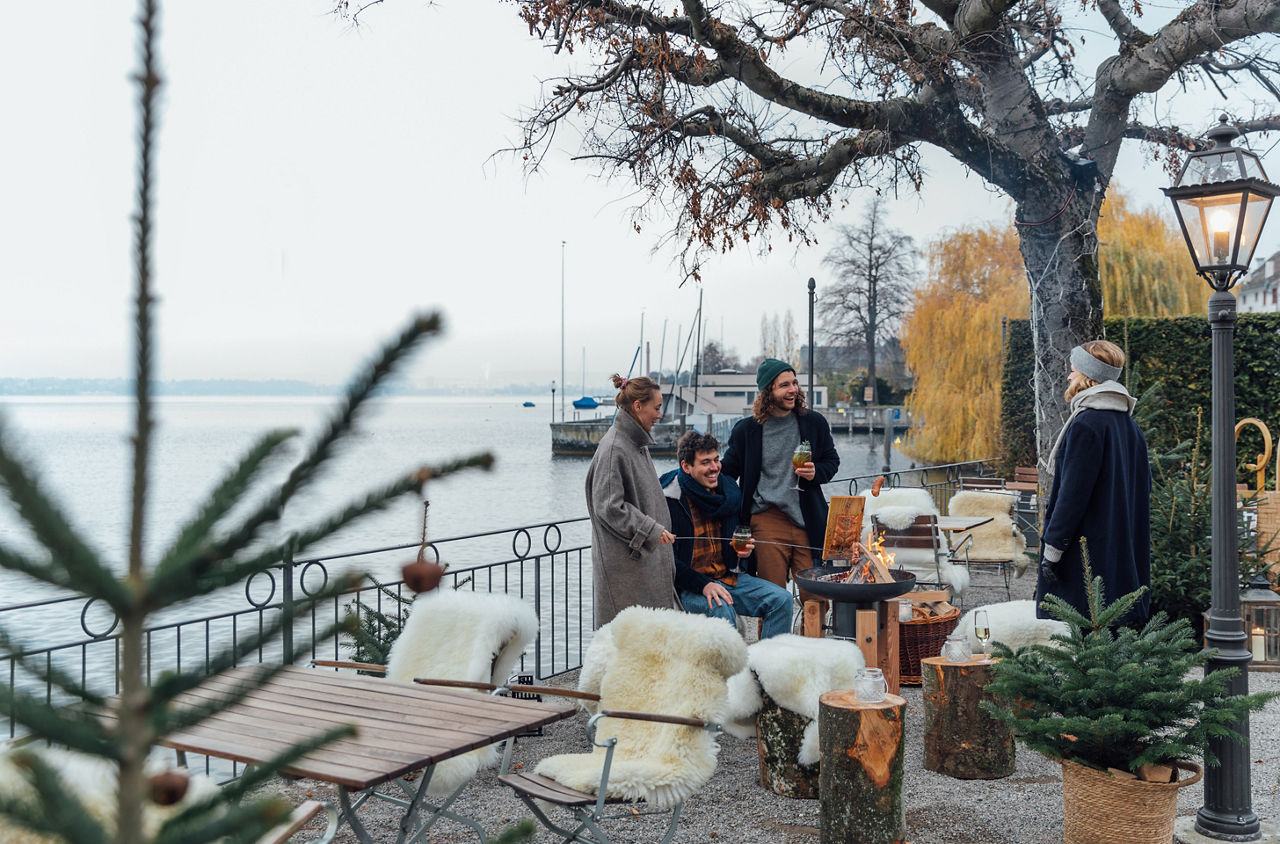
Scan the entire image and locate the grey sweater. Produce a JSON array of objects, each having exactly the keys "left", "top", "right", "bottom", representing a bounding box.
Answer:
[{"left": 751, "top": 413, "right": 804, "bottom": 526}]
